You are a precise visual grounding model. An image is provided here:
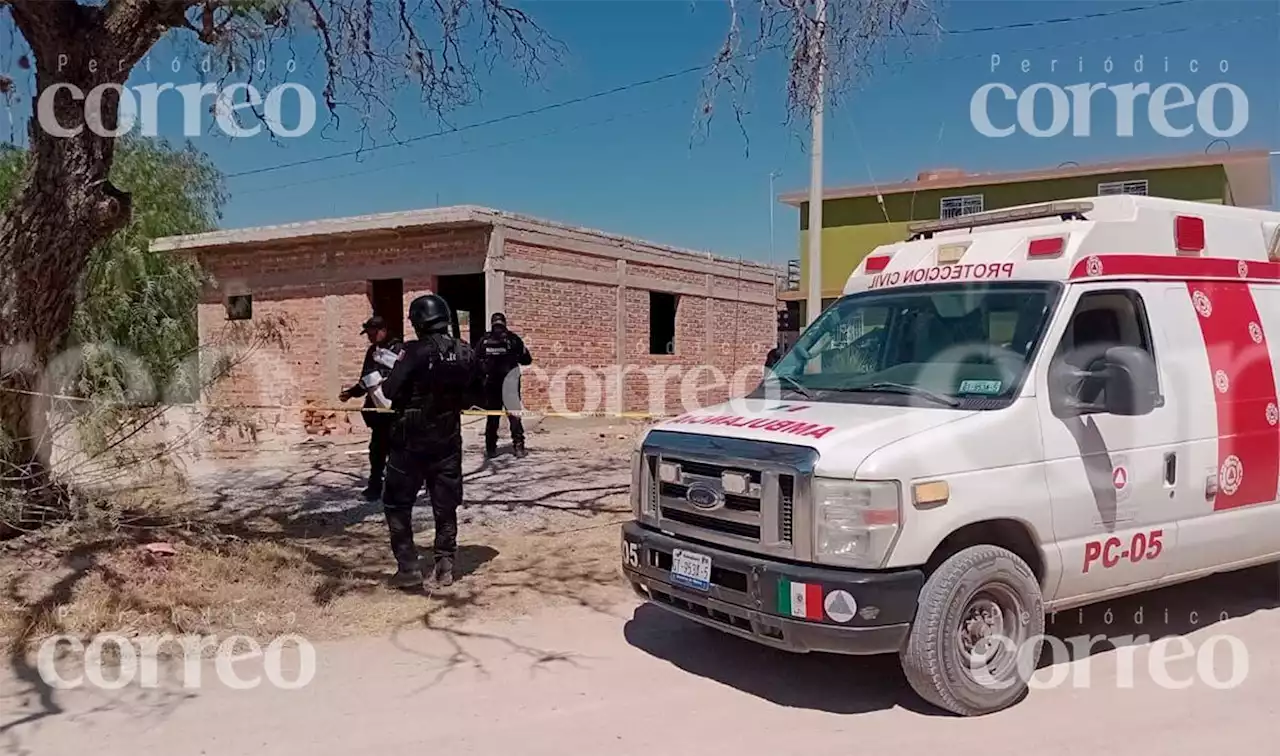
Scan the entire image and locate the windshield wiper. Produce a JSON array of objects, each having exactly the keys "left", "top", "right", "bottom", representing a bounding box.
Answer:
[
  {"left": 843, "top": 382, "right": 961, "bottom": 408},
  {"left": 773, "top": 374, "right": 815, "bottom": 399}
]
